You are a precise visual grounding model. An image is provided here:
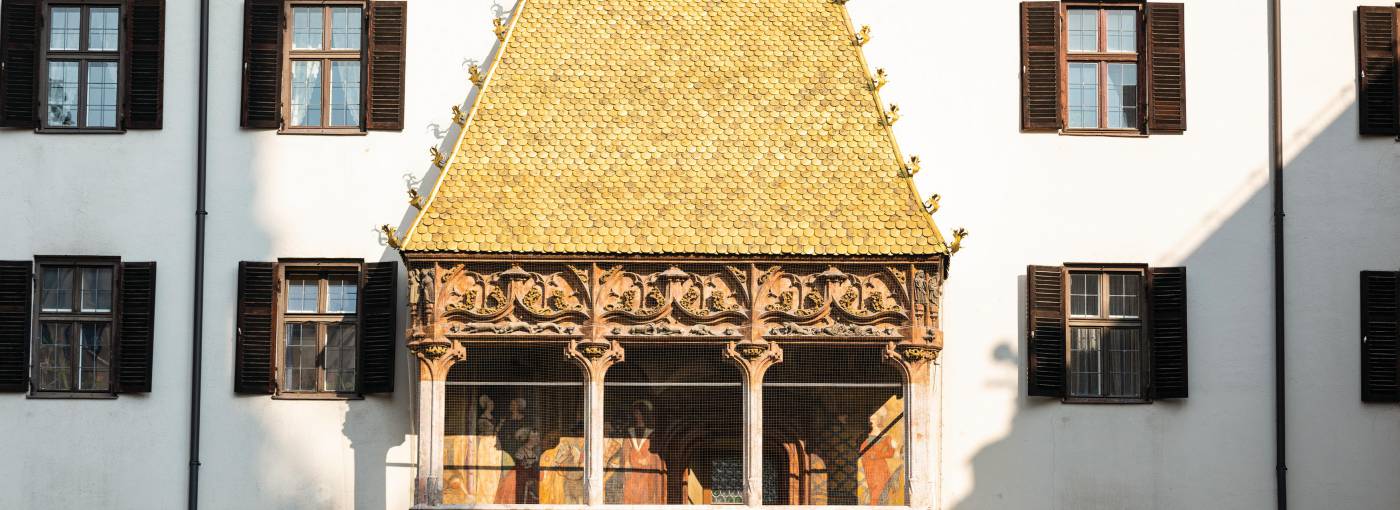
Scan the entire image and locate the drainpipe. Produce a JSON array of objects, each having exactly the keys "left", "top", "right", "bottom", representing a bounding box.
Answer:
[
  {"left": 188, "top": 0, "right": 211, "bottom": 507},
  {"left": 1268, "top": 0, "right": 1286, "bottom": 507}
]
